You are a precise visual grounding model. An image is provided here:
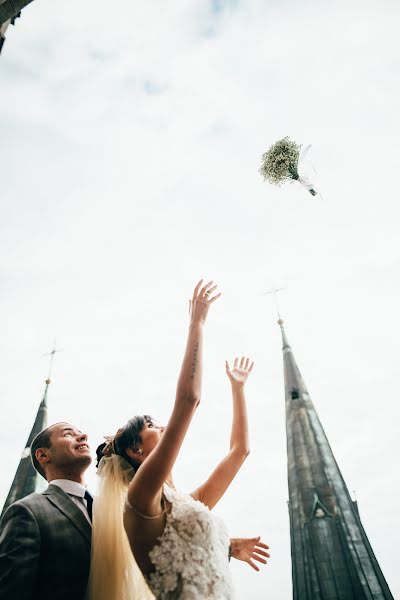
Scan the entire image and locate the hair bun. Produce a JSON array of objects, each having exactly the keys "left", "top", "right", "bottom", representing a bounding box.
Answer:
[{"left": 95, "top": 442, "right": 107, "bottom": 469}]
